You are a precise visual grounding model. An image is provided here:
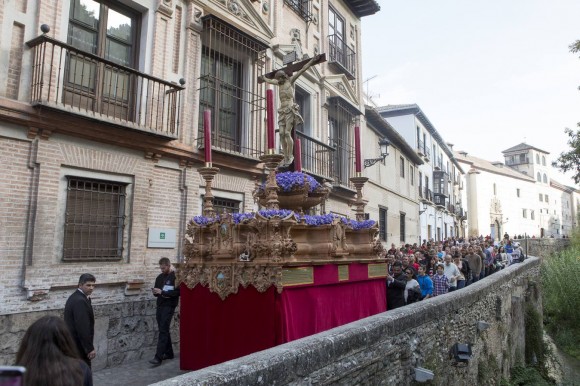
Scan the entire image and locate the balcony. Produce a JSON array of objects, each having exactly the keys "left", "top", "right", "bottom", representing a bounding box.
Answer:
[
  {"left": 417, "top": 139, "right": 426, "bottom": 156},
  {"left": 434, "top": 194, "right": 446, "bottom": 208},
  {"left": 328, "top": 34, "right": 356, "bottom": 80},
  {"left": 26, "top": 34, "right": 184, "bottom": 139},
  {"left": 284, "top": 0, "right": 313, "bottom": 21},
  {"left": 297, "top": 131, "right": 335, "bottom": 180},
  {"left": 505, "top": 157, "right": 530, "bottom": 166},
  {"left": 423, "top": 147, "right": 431, "bottom": 161},
  {"left": 447, "top": 204, "right": 455, "bottom": 213},
  {"left": 424, "top": 187, "right": 433, "bottom": 202}
]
